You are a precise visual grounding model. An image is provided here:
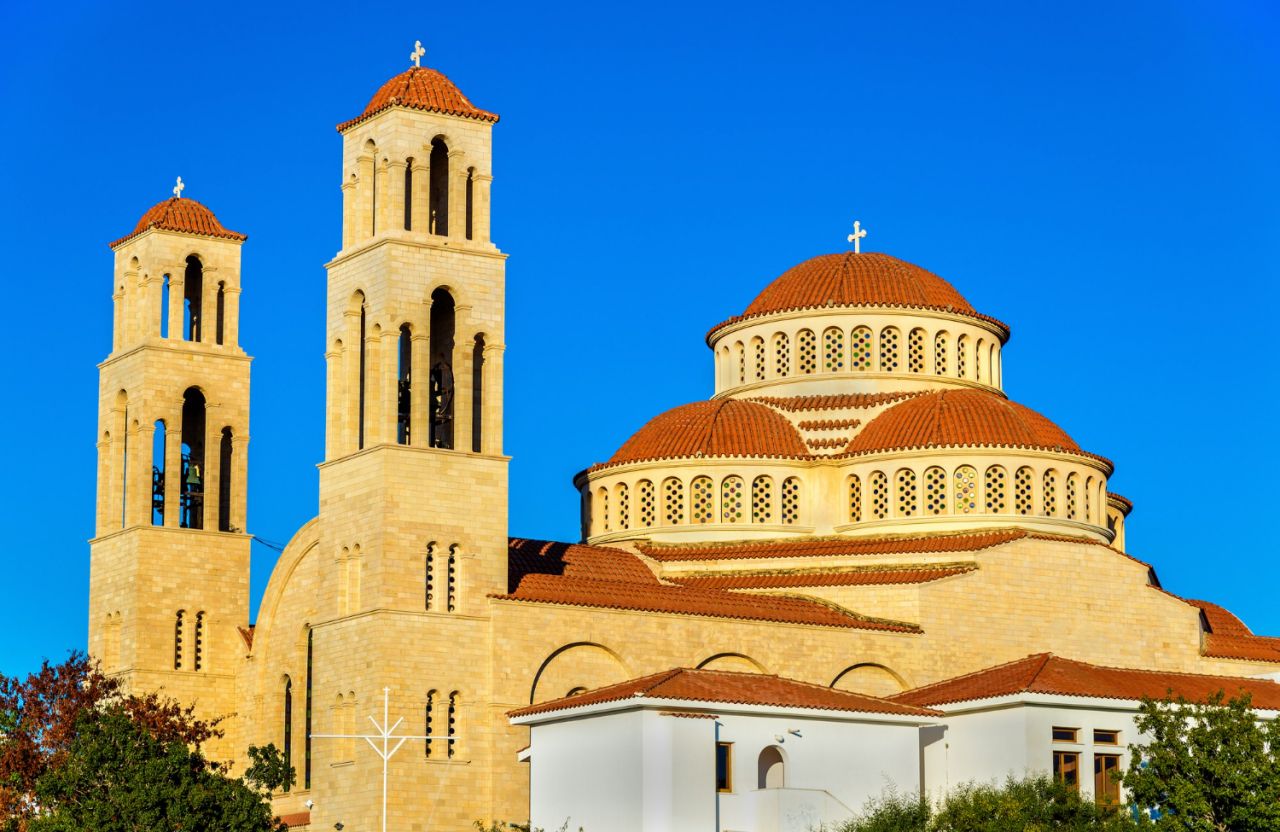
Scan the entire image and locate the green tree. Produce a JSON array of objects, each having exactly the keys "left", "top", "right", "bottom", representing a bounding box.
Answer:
[
  {"left": 244, "top": 743, "right": 296, "bottom": 798},
  {"left": 1121, "top": 691, "right": 1280, "bottom": 832}
]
